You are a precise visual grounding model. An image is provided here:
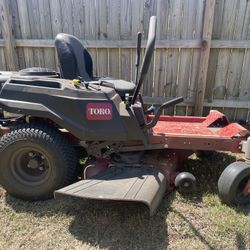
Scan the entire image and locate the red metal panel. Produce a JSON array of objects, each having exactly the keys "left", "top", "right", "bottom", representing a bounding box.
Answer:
[
  {"left": 150, "top": 110, "right": 249, "bottom": 141},
  {"left": 216, "top": 123, "right": 249, "bottom": 137},
  {"left": 147, "top": 115, "right": 206, "bottom": 123},
  {"left": 202, "top": 110, "right": 229, "bottom": 127},
  {"left": 149, "top": 110, "right": 249, "bottom": 152},
  {"left": 150, "top": 134, "right": 242, "bottom": 152},
  {"left": 152, "top": 120, "right": 215, "bottom": 136}
]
